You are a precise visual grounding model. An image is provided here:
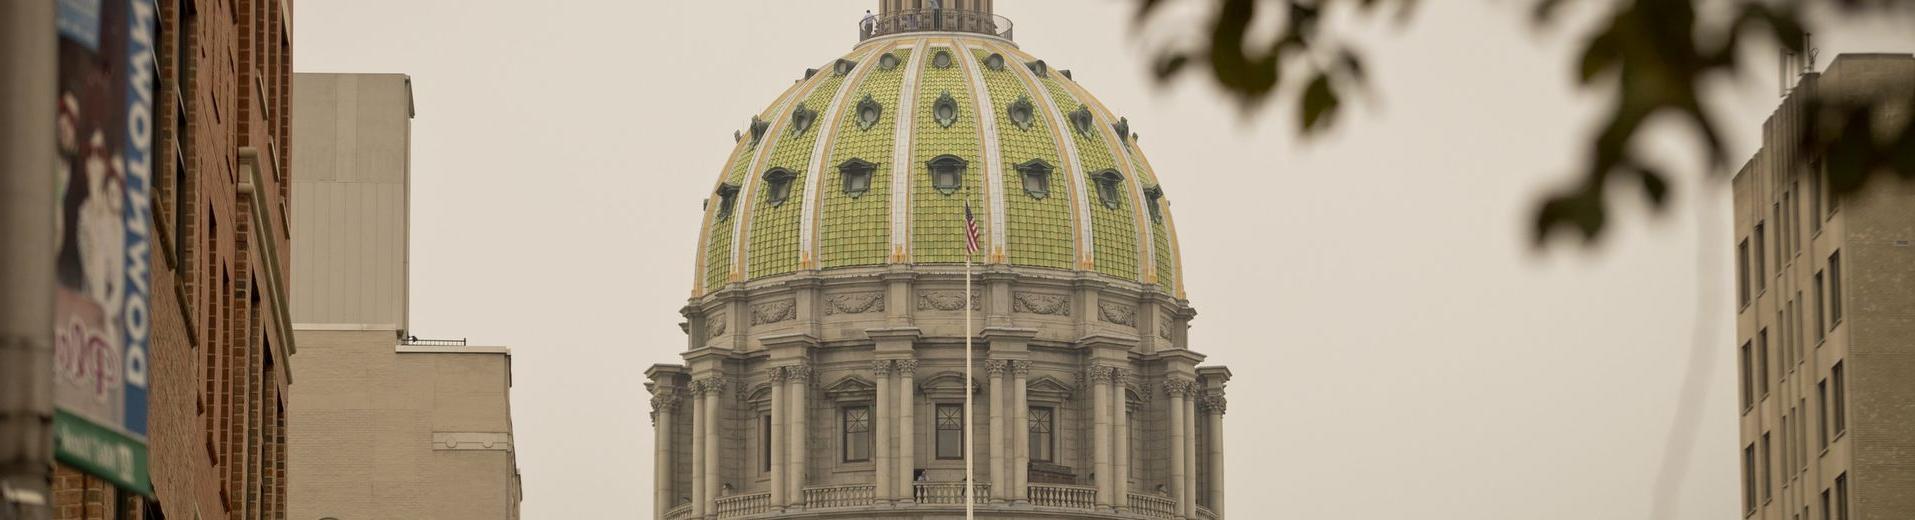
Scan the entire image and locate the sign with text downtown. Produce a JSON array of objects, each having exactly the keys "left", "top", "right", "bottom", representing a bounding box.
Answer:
[{"left": 53, "top": 0, "right": 159, "bottom": 494}]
